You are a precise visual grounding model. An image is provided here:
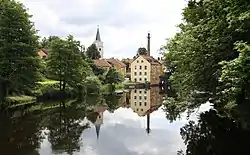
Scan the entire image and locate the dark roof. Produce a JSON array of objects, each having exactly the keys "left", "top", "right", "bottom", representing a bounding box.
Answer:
[
  {"left": 141, "top": 55, "right": 161, "bottom": 65},
  {"left": 96, "top": 27, "right": 101, "bottom": 41}
]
